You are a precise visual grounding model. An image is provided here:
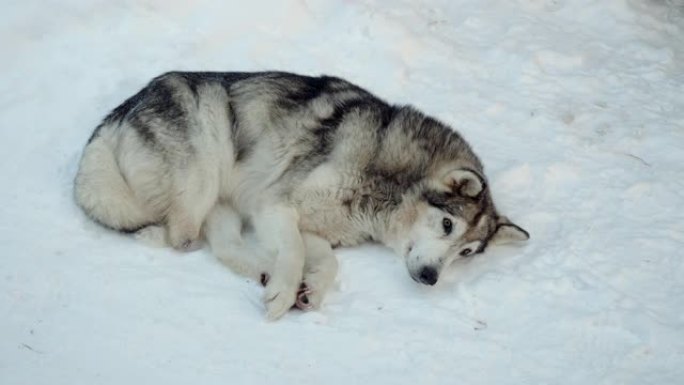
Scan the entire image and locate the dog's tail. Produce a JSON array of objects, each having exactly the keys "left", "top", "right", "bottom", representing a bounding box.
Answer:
[{"left": 74, "top": 126, "right": 153, "bottom": 232}]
